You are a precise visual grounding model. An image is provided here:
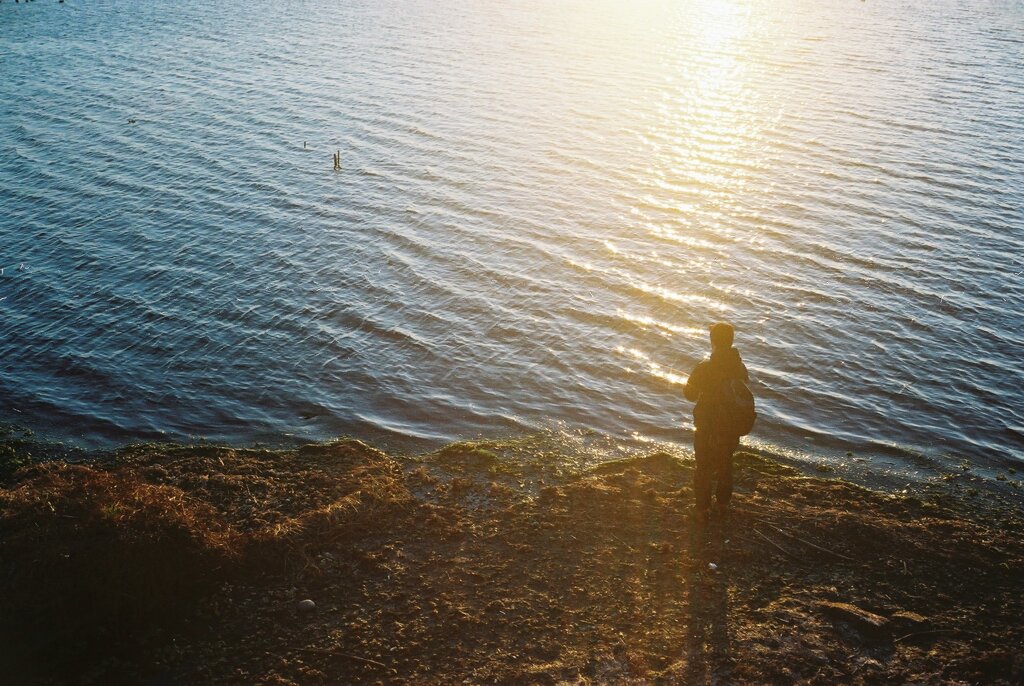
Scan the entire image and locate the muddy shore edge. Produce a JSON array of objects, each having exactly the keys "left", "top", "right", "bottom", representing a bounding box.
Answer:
[{"left": 1, "top": 434, "right": 1022, "bottom": 685}]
